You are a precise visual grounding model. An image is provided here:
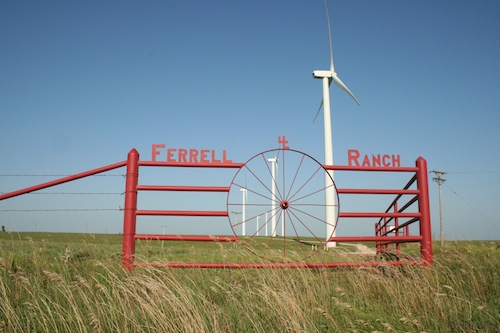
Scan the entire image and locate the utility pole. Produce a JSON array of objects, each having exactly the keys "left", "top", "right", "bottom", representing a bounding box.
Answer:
[
  {"left": 430, "top": 170, "right": 446, "bottom": 247},
  {"left": 231, "top": 211, "right": 241, "bottom": 234}
]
